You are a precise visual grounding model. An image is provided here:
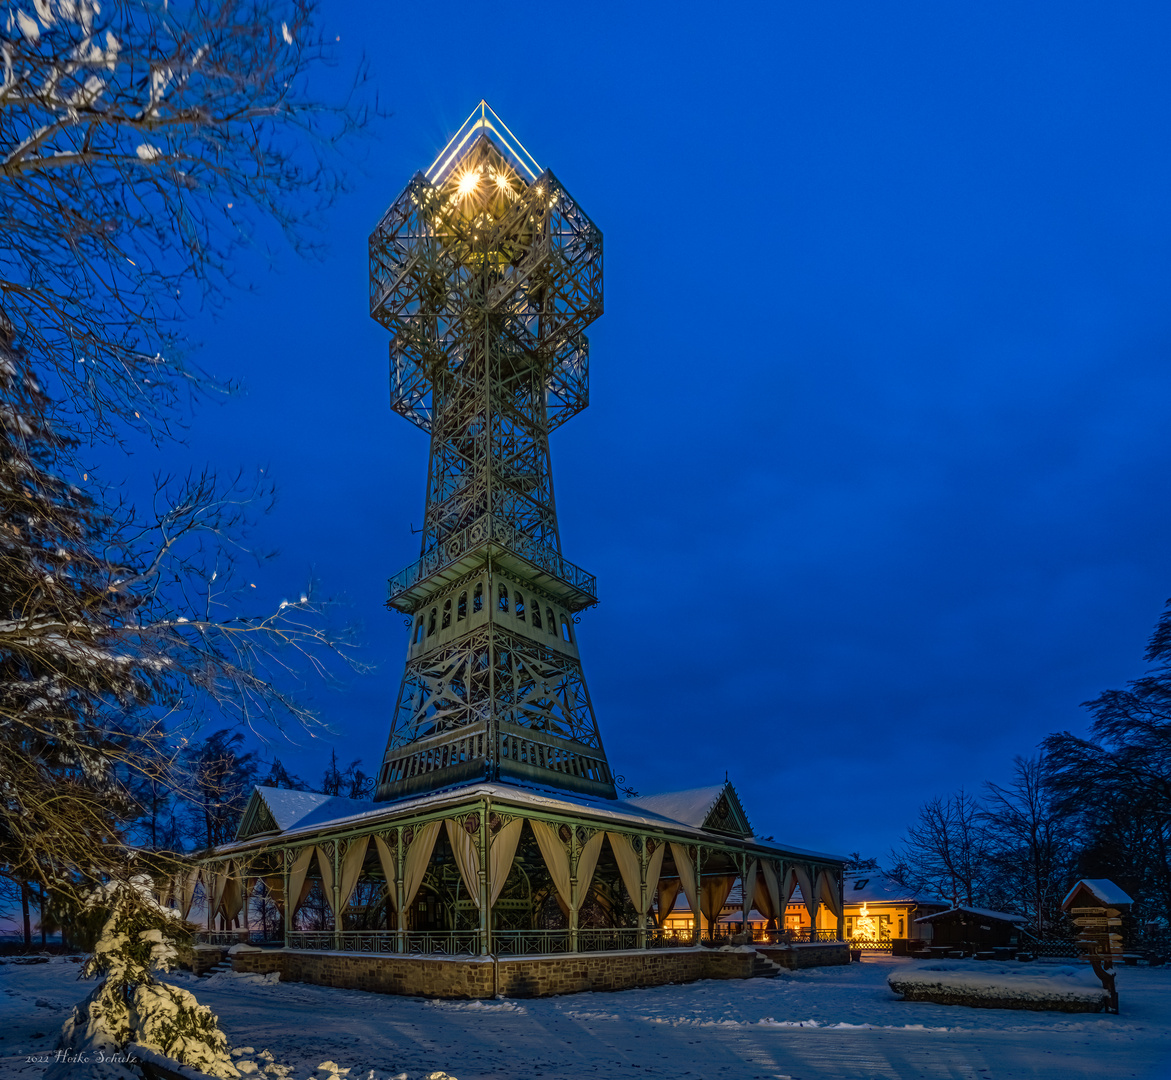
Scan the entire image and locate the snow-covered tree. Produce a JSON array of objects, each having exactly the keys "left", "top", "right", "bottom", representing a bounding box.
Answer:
[{"left": 50, "top": 872, "right": 238, "bottom": 1080}]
